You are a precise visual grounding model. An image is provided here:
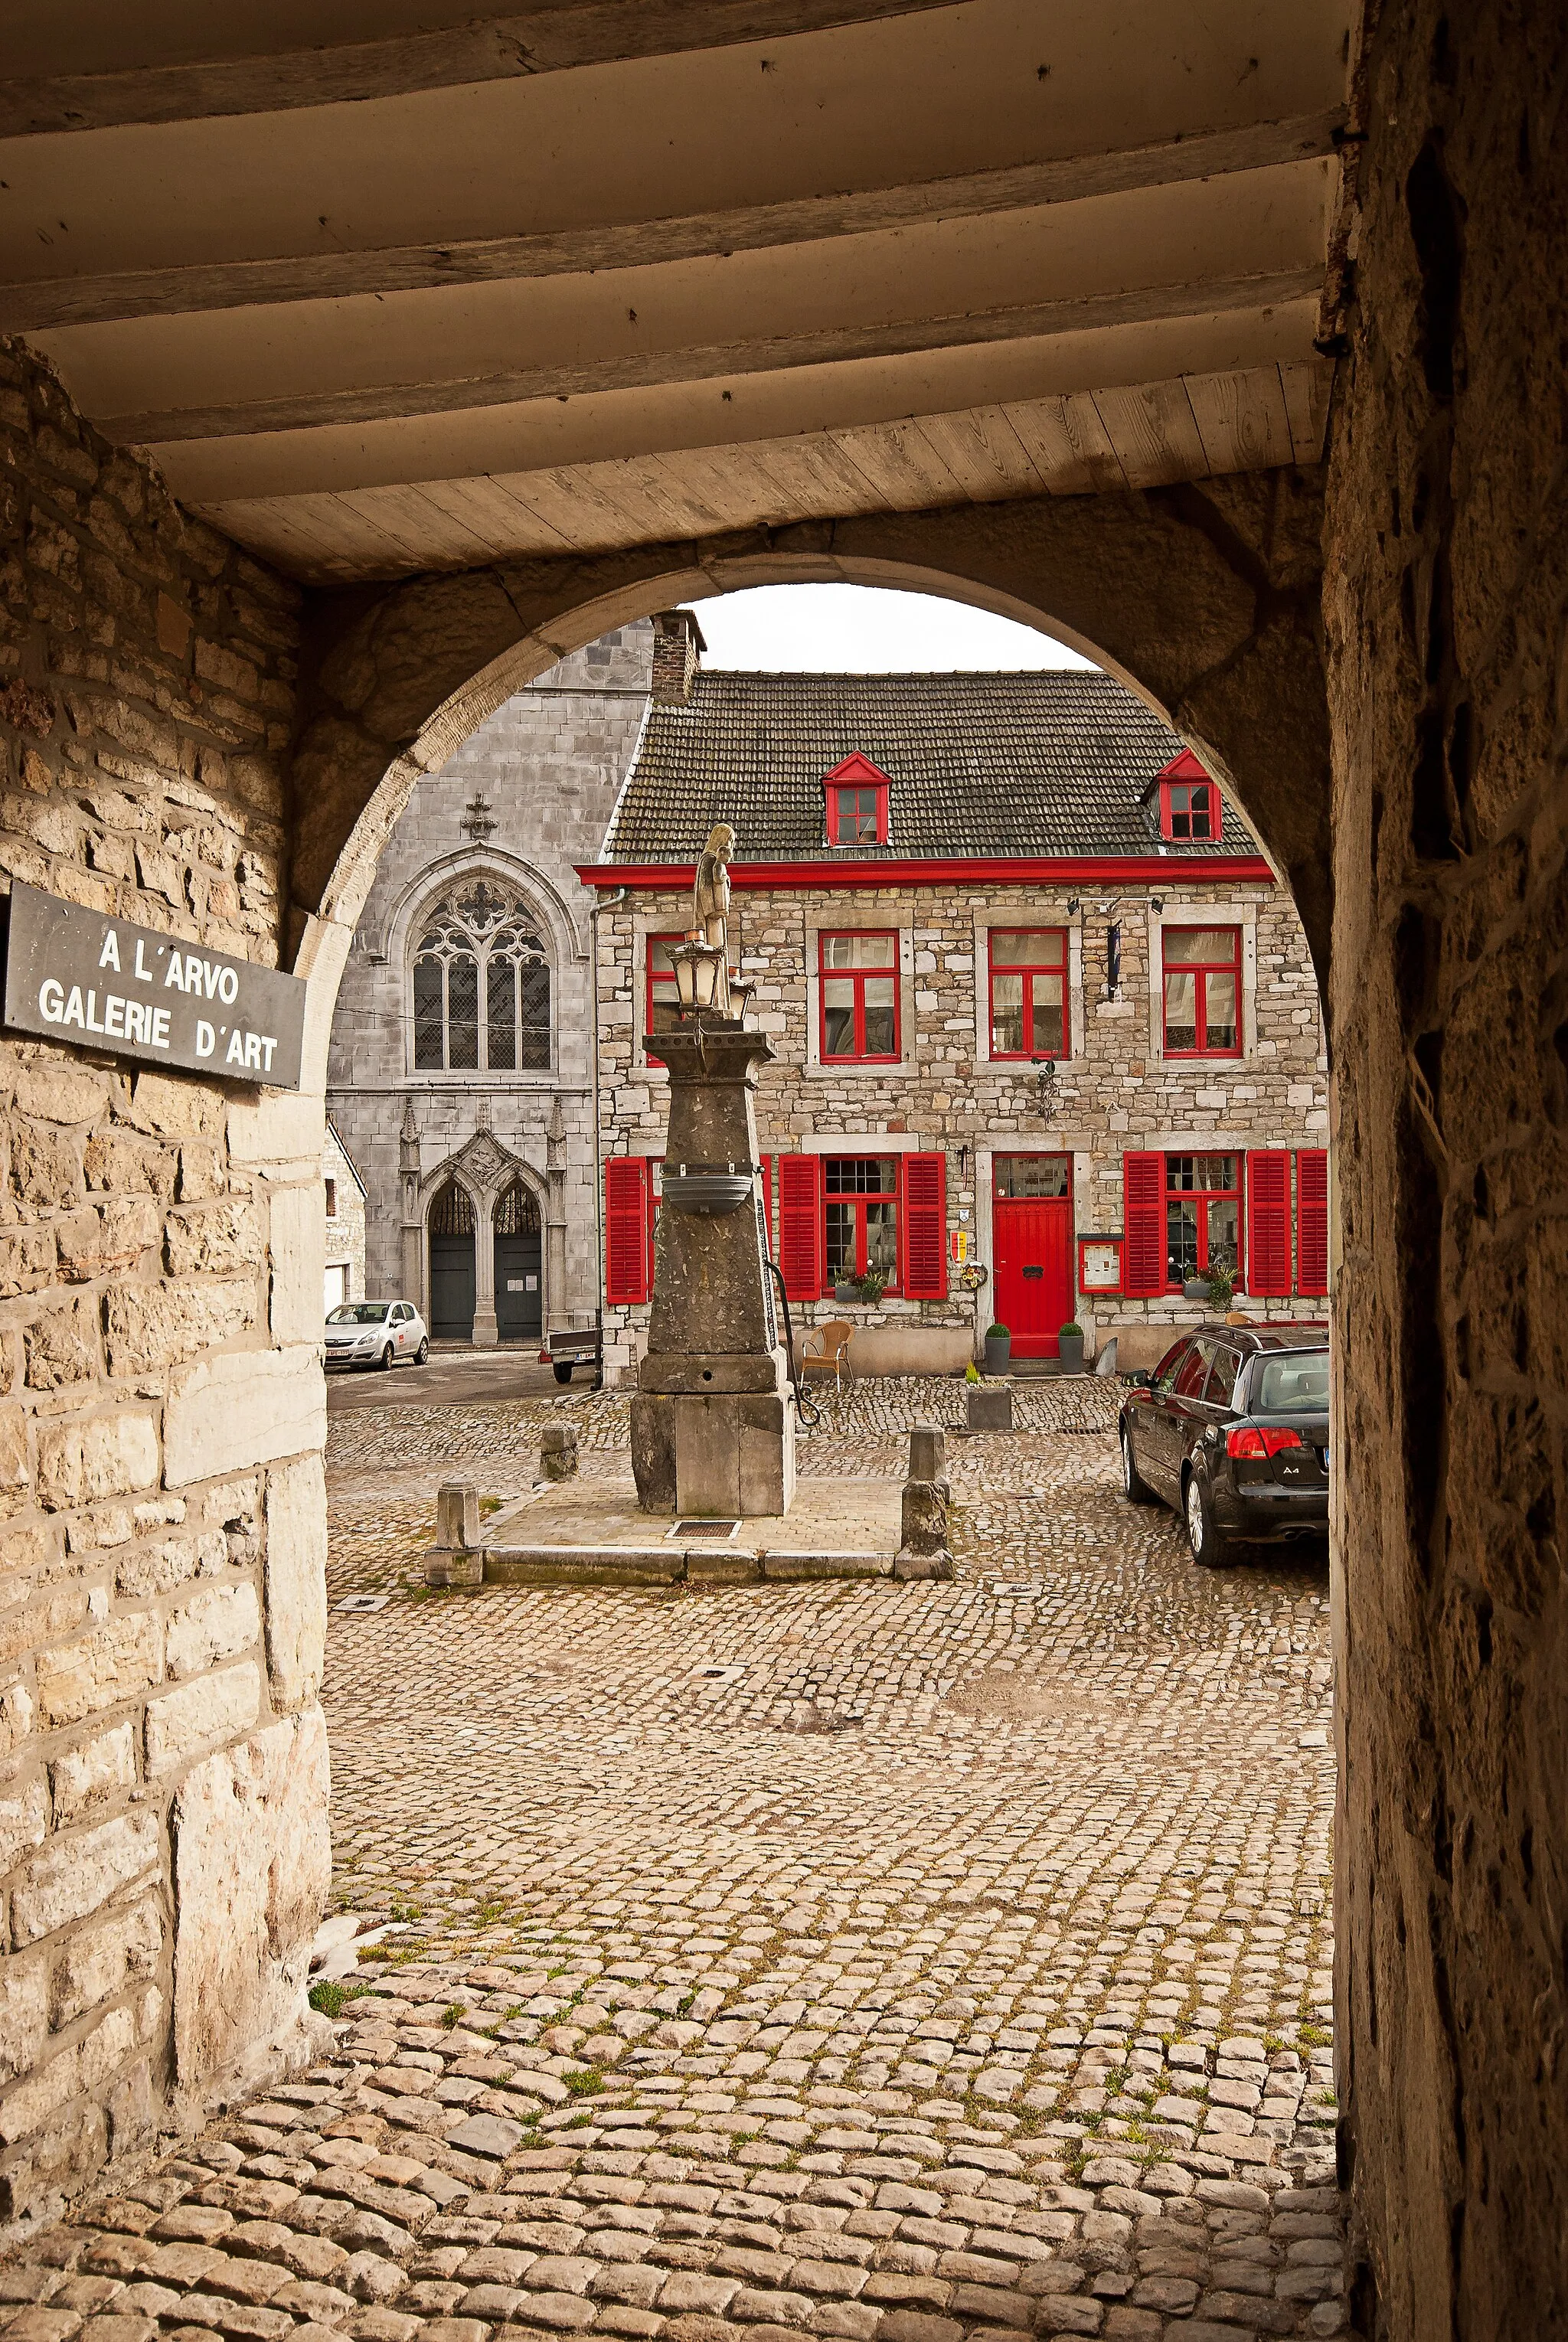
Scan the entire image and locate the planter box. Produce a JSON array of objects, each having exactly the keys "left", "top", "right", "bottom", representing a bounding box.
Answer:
[
  {"left": 1058, "top": 1333, "right": 1085, "bottom": 1372},
  {"left": 983, "top": 1336, "right": 1011, "bottom": 1373},
  {"left": 966, "top": 1384, "right": 1014, "bottom": 1432}
]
